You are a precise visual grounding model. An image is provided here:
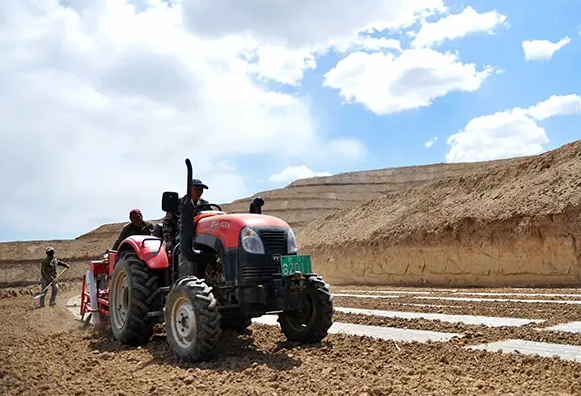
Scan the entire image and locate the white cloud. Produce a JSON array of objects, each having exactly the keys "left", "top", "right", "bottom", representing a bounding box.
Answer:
[
  {"left": 336, "top": 36, "right": 403, "bottom": 53},
  {"left": 269, "top": 166, "right": 332, "bottom": 183},
  {"left": 446, "top": 94, "right": 581, "bottom": 163},
  {"left": 0, "top": 0, "right": 506, "bottom": 240},
  {"left": 522, "top": 37, "right": 571, "bottom": 61},
  {"left": 323, "top": 49, "right": 495, "bottom": 115},
  {"left": 425, "top": 137, "right": 438, "bottom": 148},
  {"left": 245, "top": 46, "right": 316, "bottom": 86},
  {"left": 180, "top": 0, "right": 446, "bottom": 49},
  {"left": 0, "top": 0, "right": 371, "bottom": 239},
  {"left": 180, "top": 0, "right": 446, "bottom": 84},
  {"left": 527, "top": 94, "right": 581, "bottom": 120},
  {"left": 412, "top": 6, "right": 507, "bottom": 48},
  {"left": 446, "top": 109, "right": 548, "bottom": 162}
]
